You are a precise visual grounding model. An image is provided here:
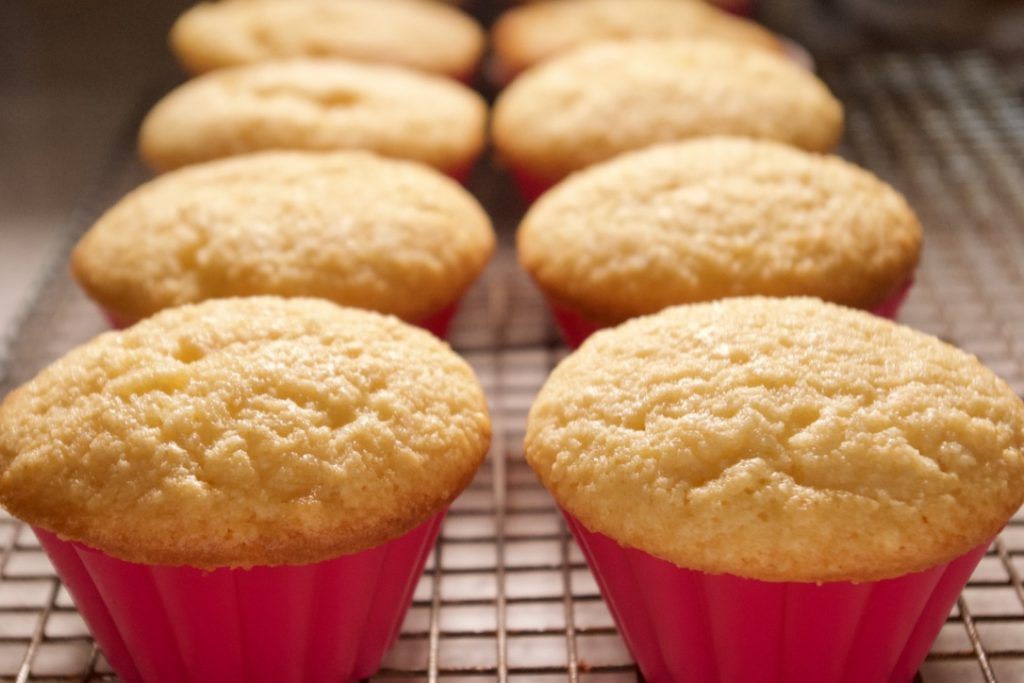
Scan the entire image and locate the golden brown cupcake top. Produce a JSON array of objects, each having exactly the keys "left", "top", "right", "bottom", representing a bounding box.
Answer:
[
  {"left": 0, "top": 298, "right": 491, "bottom": 569},
  {"left": 492, "top": 0, "right": 783, "bottom": 80},
  {"left": 492, "top": 40, "right": 843, "bottom": 186},
  {"left": 519, "top": 138, "right": 921, "bottom": 323},
  {"left": 72, "top": 151, "right": 494, "bottom": 325},
  {"left": 139, "top": 59, "right": 487, "bottom": 175},
  {"left": 526, "top": 298, "right": 1024, "bottom": 582},
  {"left": 172, "top": 0, "right": 484, "bottom": 80}
]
